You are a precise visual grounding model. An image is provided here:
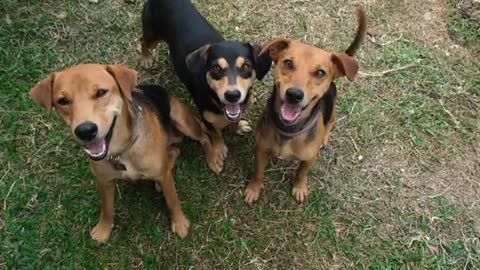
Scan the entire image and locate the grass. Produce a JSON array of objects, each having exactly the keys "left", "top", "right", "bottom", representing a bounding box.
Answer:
[
  {"left": 447, "top": 0, "right": 480, "bottom": 48},
  {"left": 1, "top": 0, "right": 480, "bottom": 268}
]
